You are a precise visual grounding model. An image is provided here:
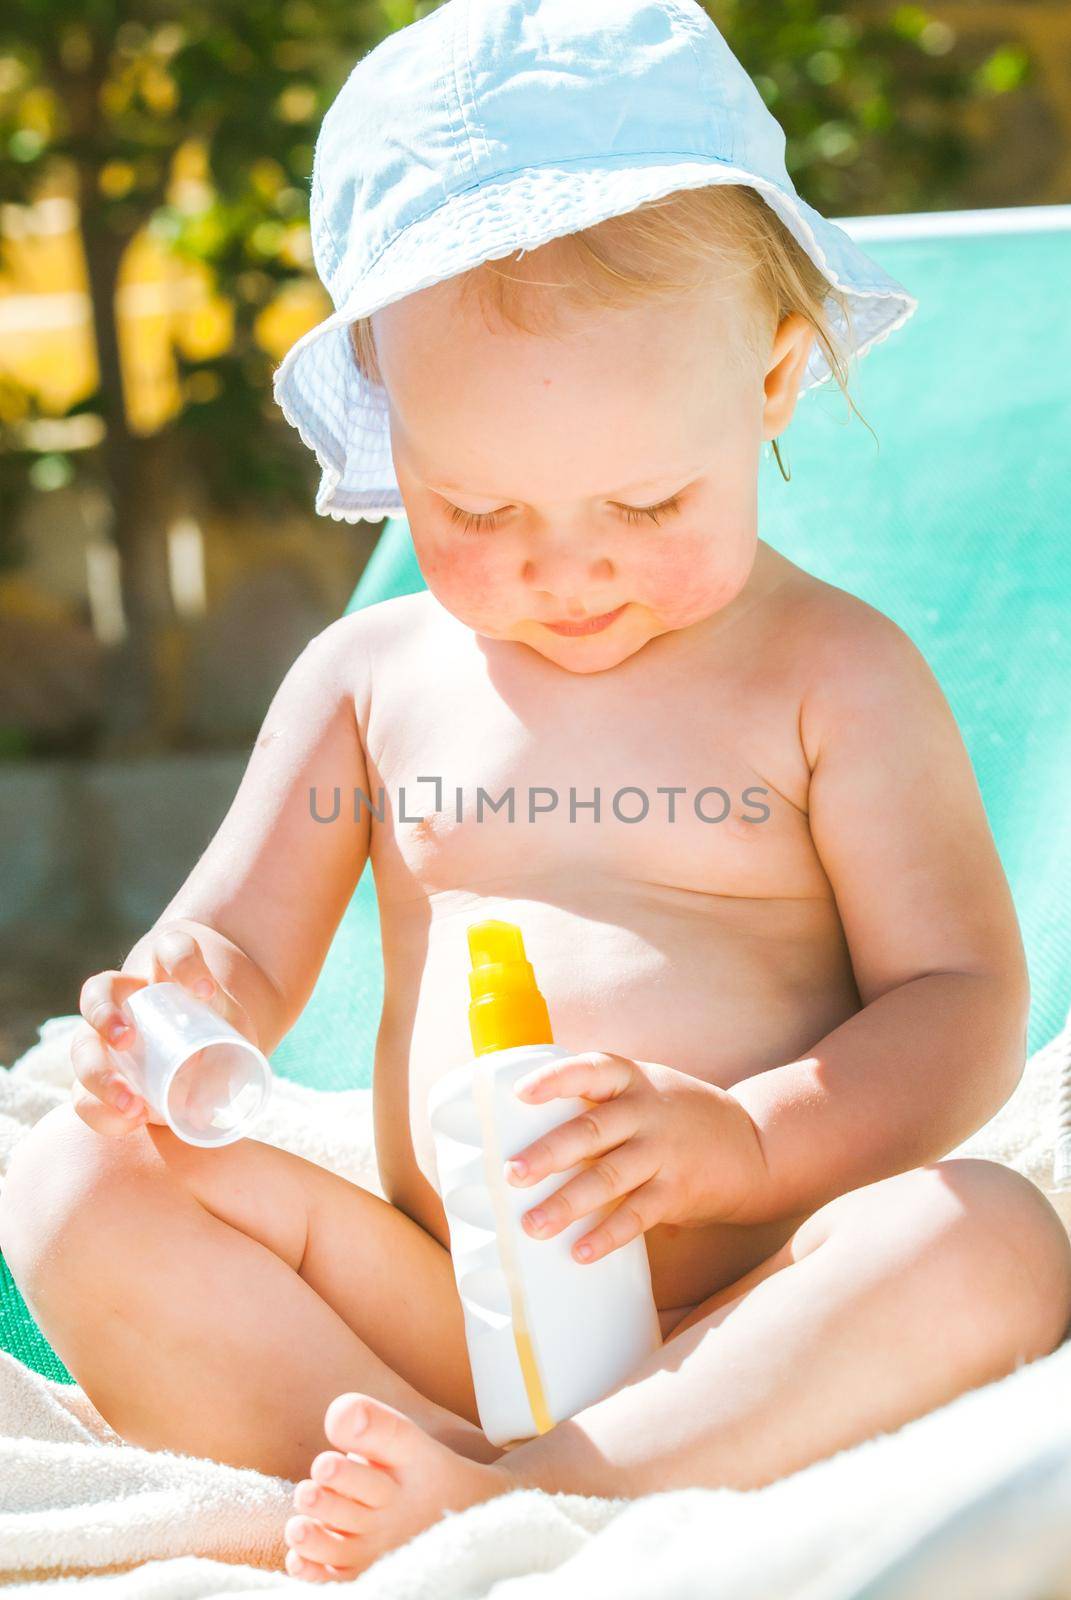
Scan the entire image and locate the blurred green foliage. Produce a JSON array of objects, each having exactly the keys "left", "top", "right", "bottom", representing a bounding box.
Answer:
[
  {"left": 0, "top": 1, "right": 421, "bottom": 533},
  {"left": 0, "top": 0, "right": 1034, "bottom": 734},
  {"left": 713, "top": 2, "right": 1029, "bottom": 214},
  {"left": 0, "top": 0, "right": 1032, "bottom": 530}
]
